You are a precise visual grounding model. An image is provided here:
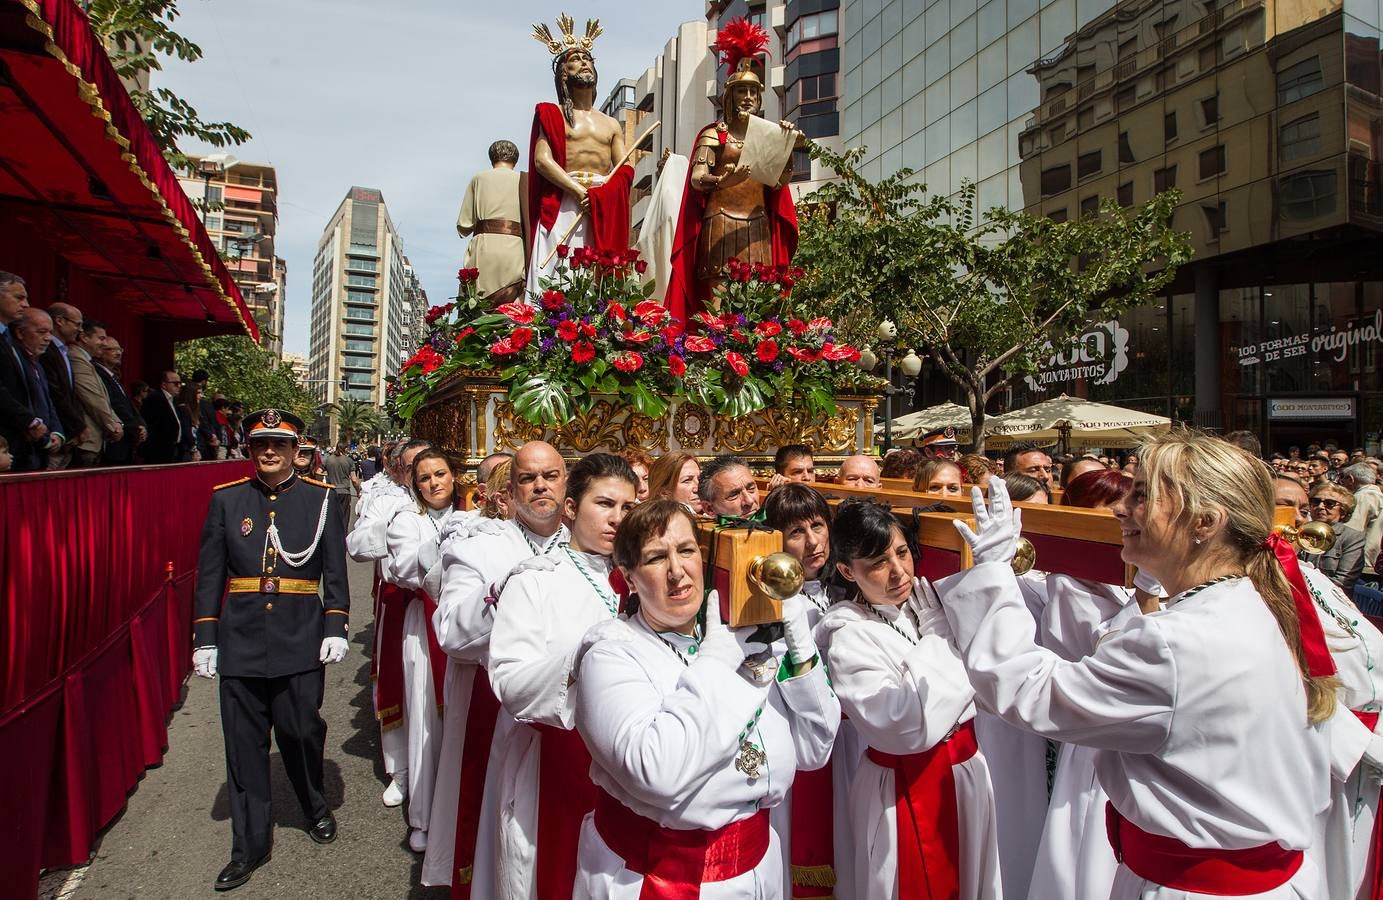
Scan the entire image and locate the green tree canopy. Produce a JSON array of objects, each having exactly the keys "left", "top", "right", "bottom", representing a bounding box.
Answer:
[
  {"left": 174, "top": 336, "right": 314, "bottom": 417},
  {"left": 323, "top": 399, "right": 386, "bottom": 445},
  {"left": 794, "top": 144, "right": 1193, "bottom": 451}
]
